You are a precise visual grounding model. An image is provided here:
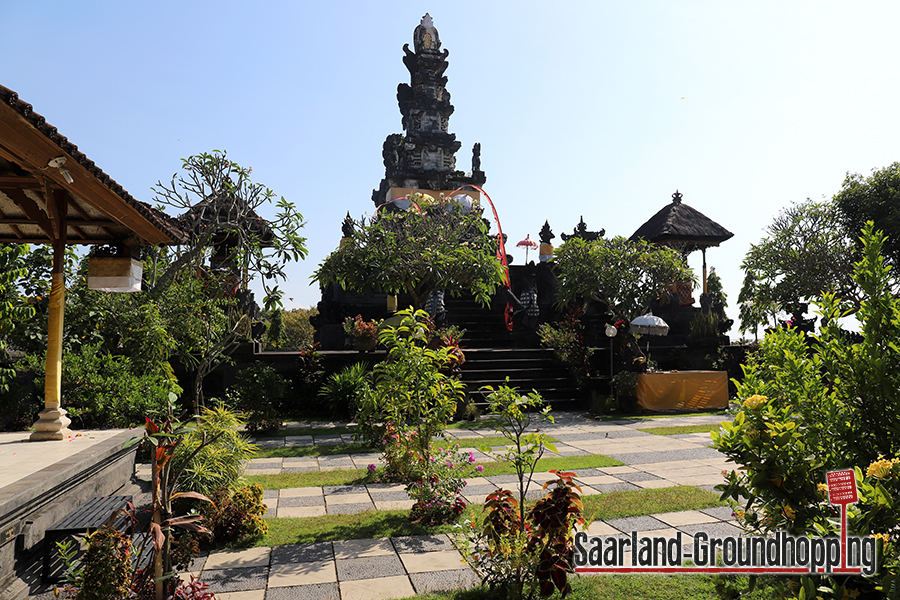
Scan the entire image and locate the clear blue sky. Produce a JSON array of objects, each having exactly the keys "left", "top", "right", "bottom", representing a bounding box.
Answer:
[{"left": 4, "top": 1, "right": 900, "bottom": 338}]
